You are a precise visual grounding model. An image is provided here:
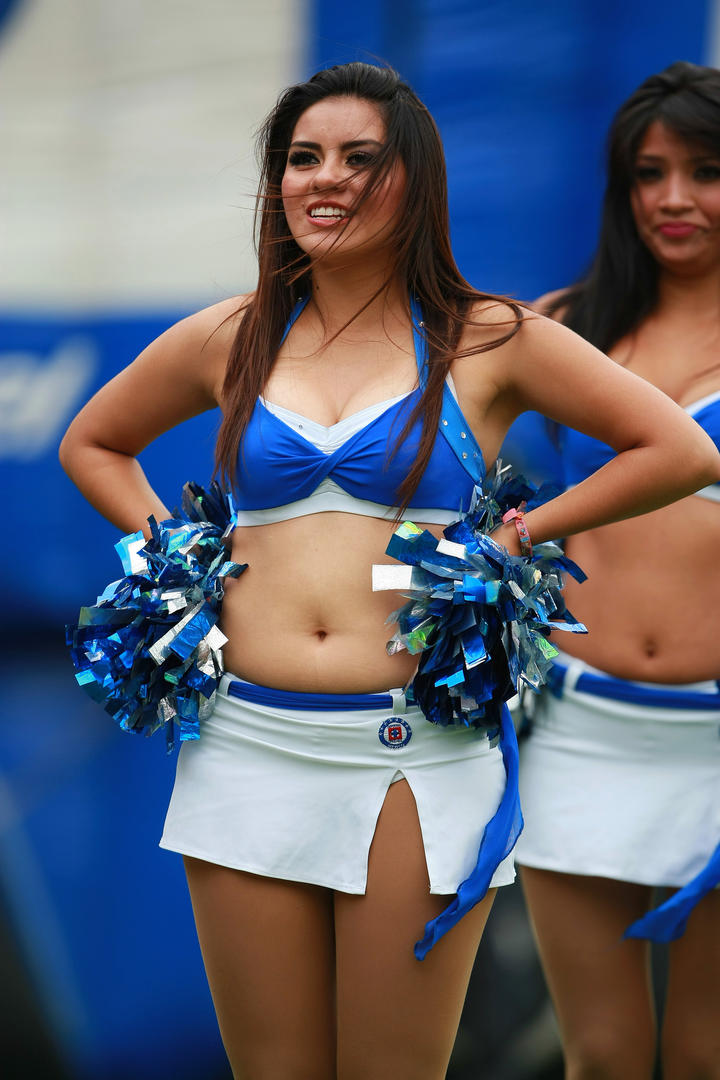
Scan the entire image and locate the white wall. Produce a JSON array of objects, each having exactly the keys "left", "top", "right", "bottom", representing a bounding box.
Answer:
[{"left": 0, "top": 0, "right": 306, "bottom": 310}]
